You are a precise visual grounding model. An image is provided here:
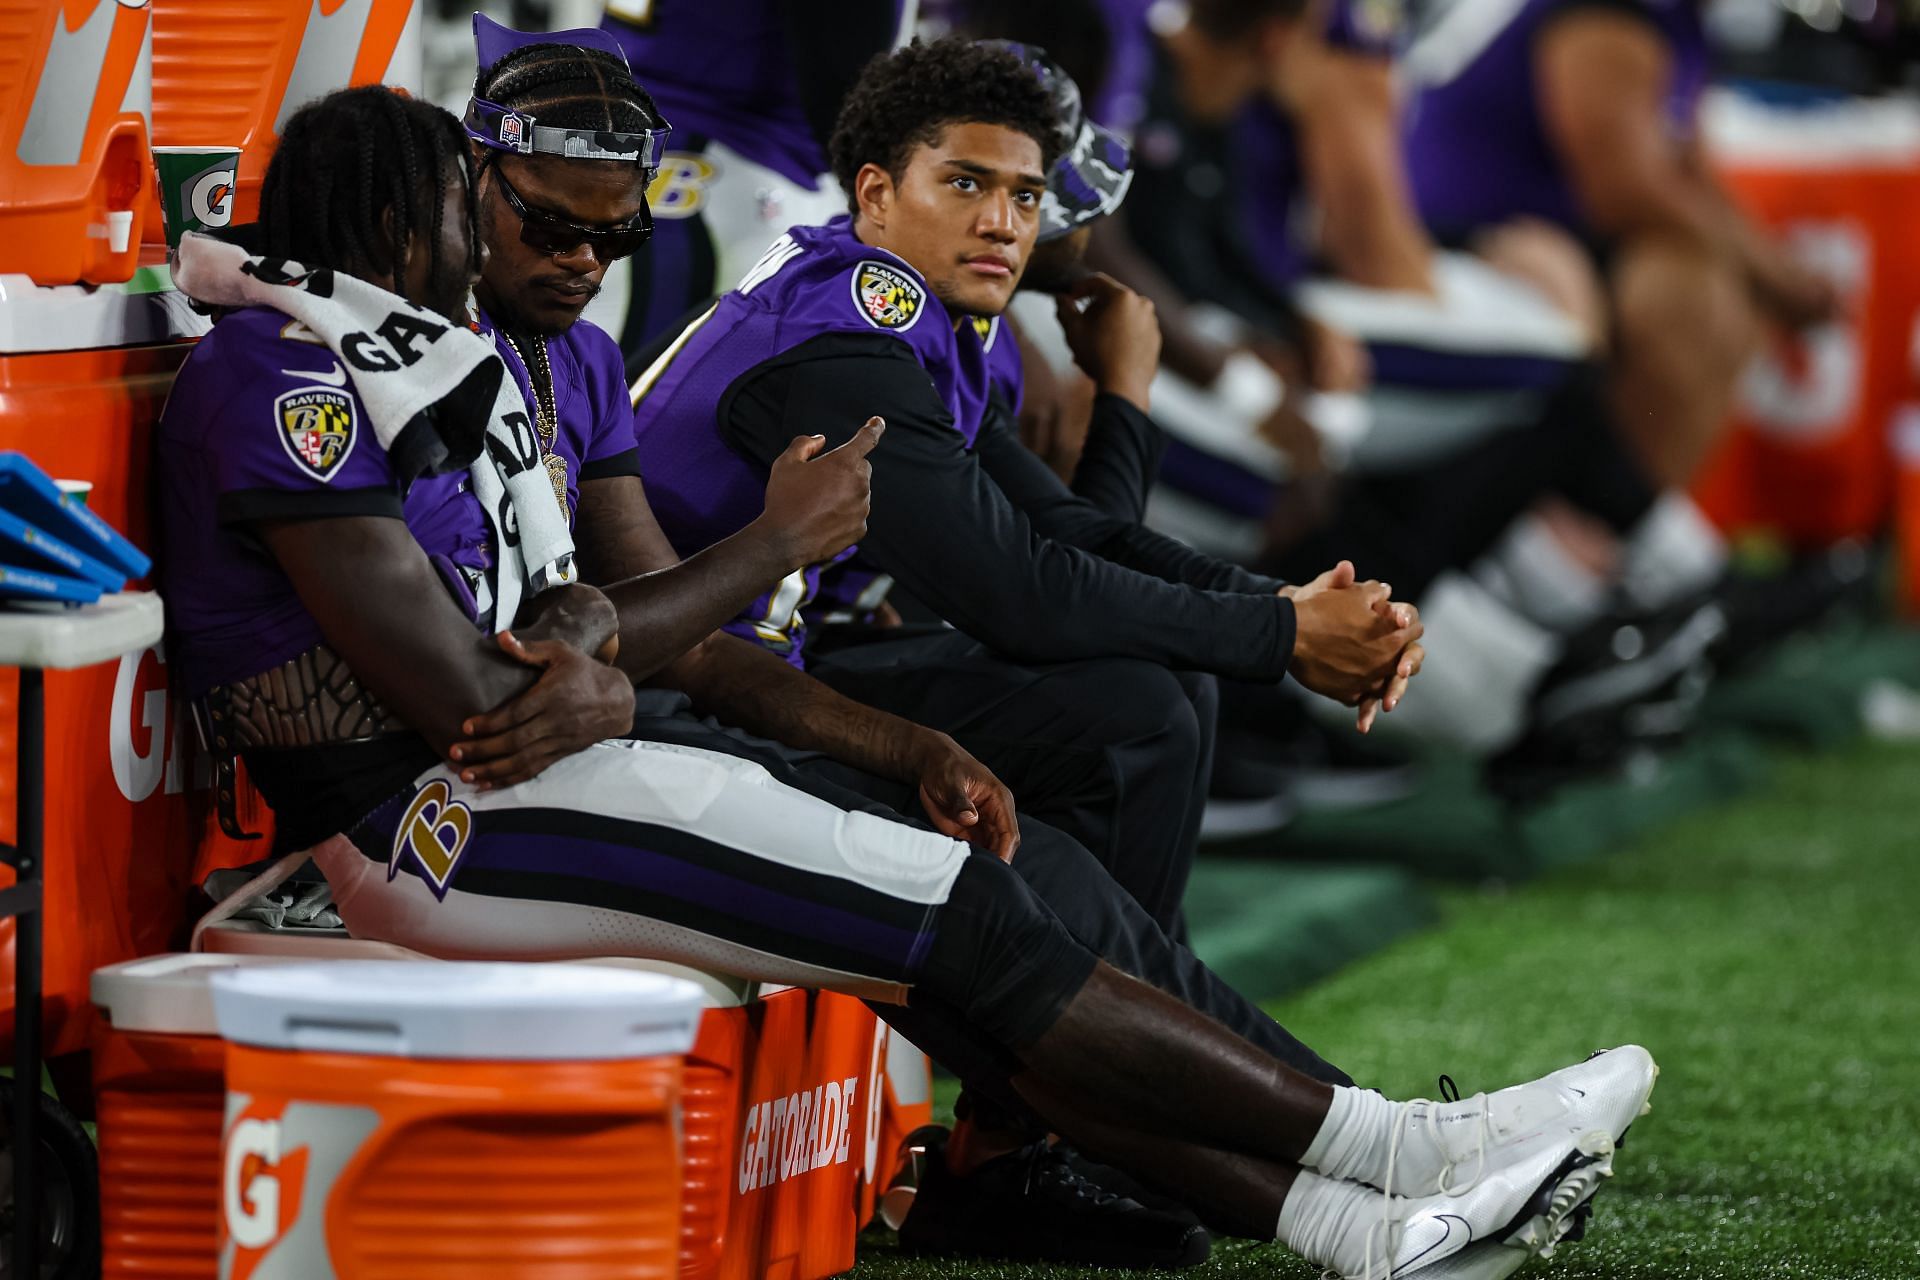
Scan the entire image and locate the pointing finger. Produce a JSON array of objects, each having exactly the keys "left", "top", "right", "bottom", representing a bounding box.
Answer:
[{"left": 828, "top": 417, "right": 887, "bottom": 458}]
